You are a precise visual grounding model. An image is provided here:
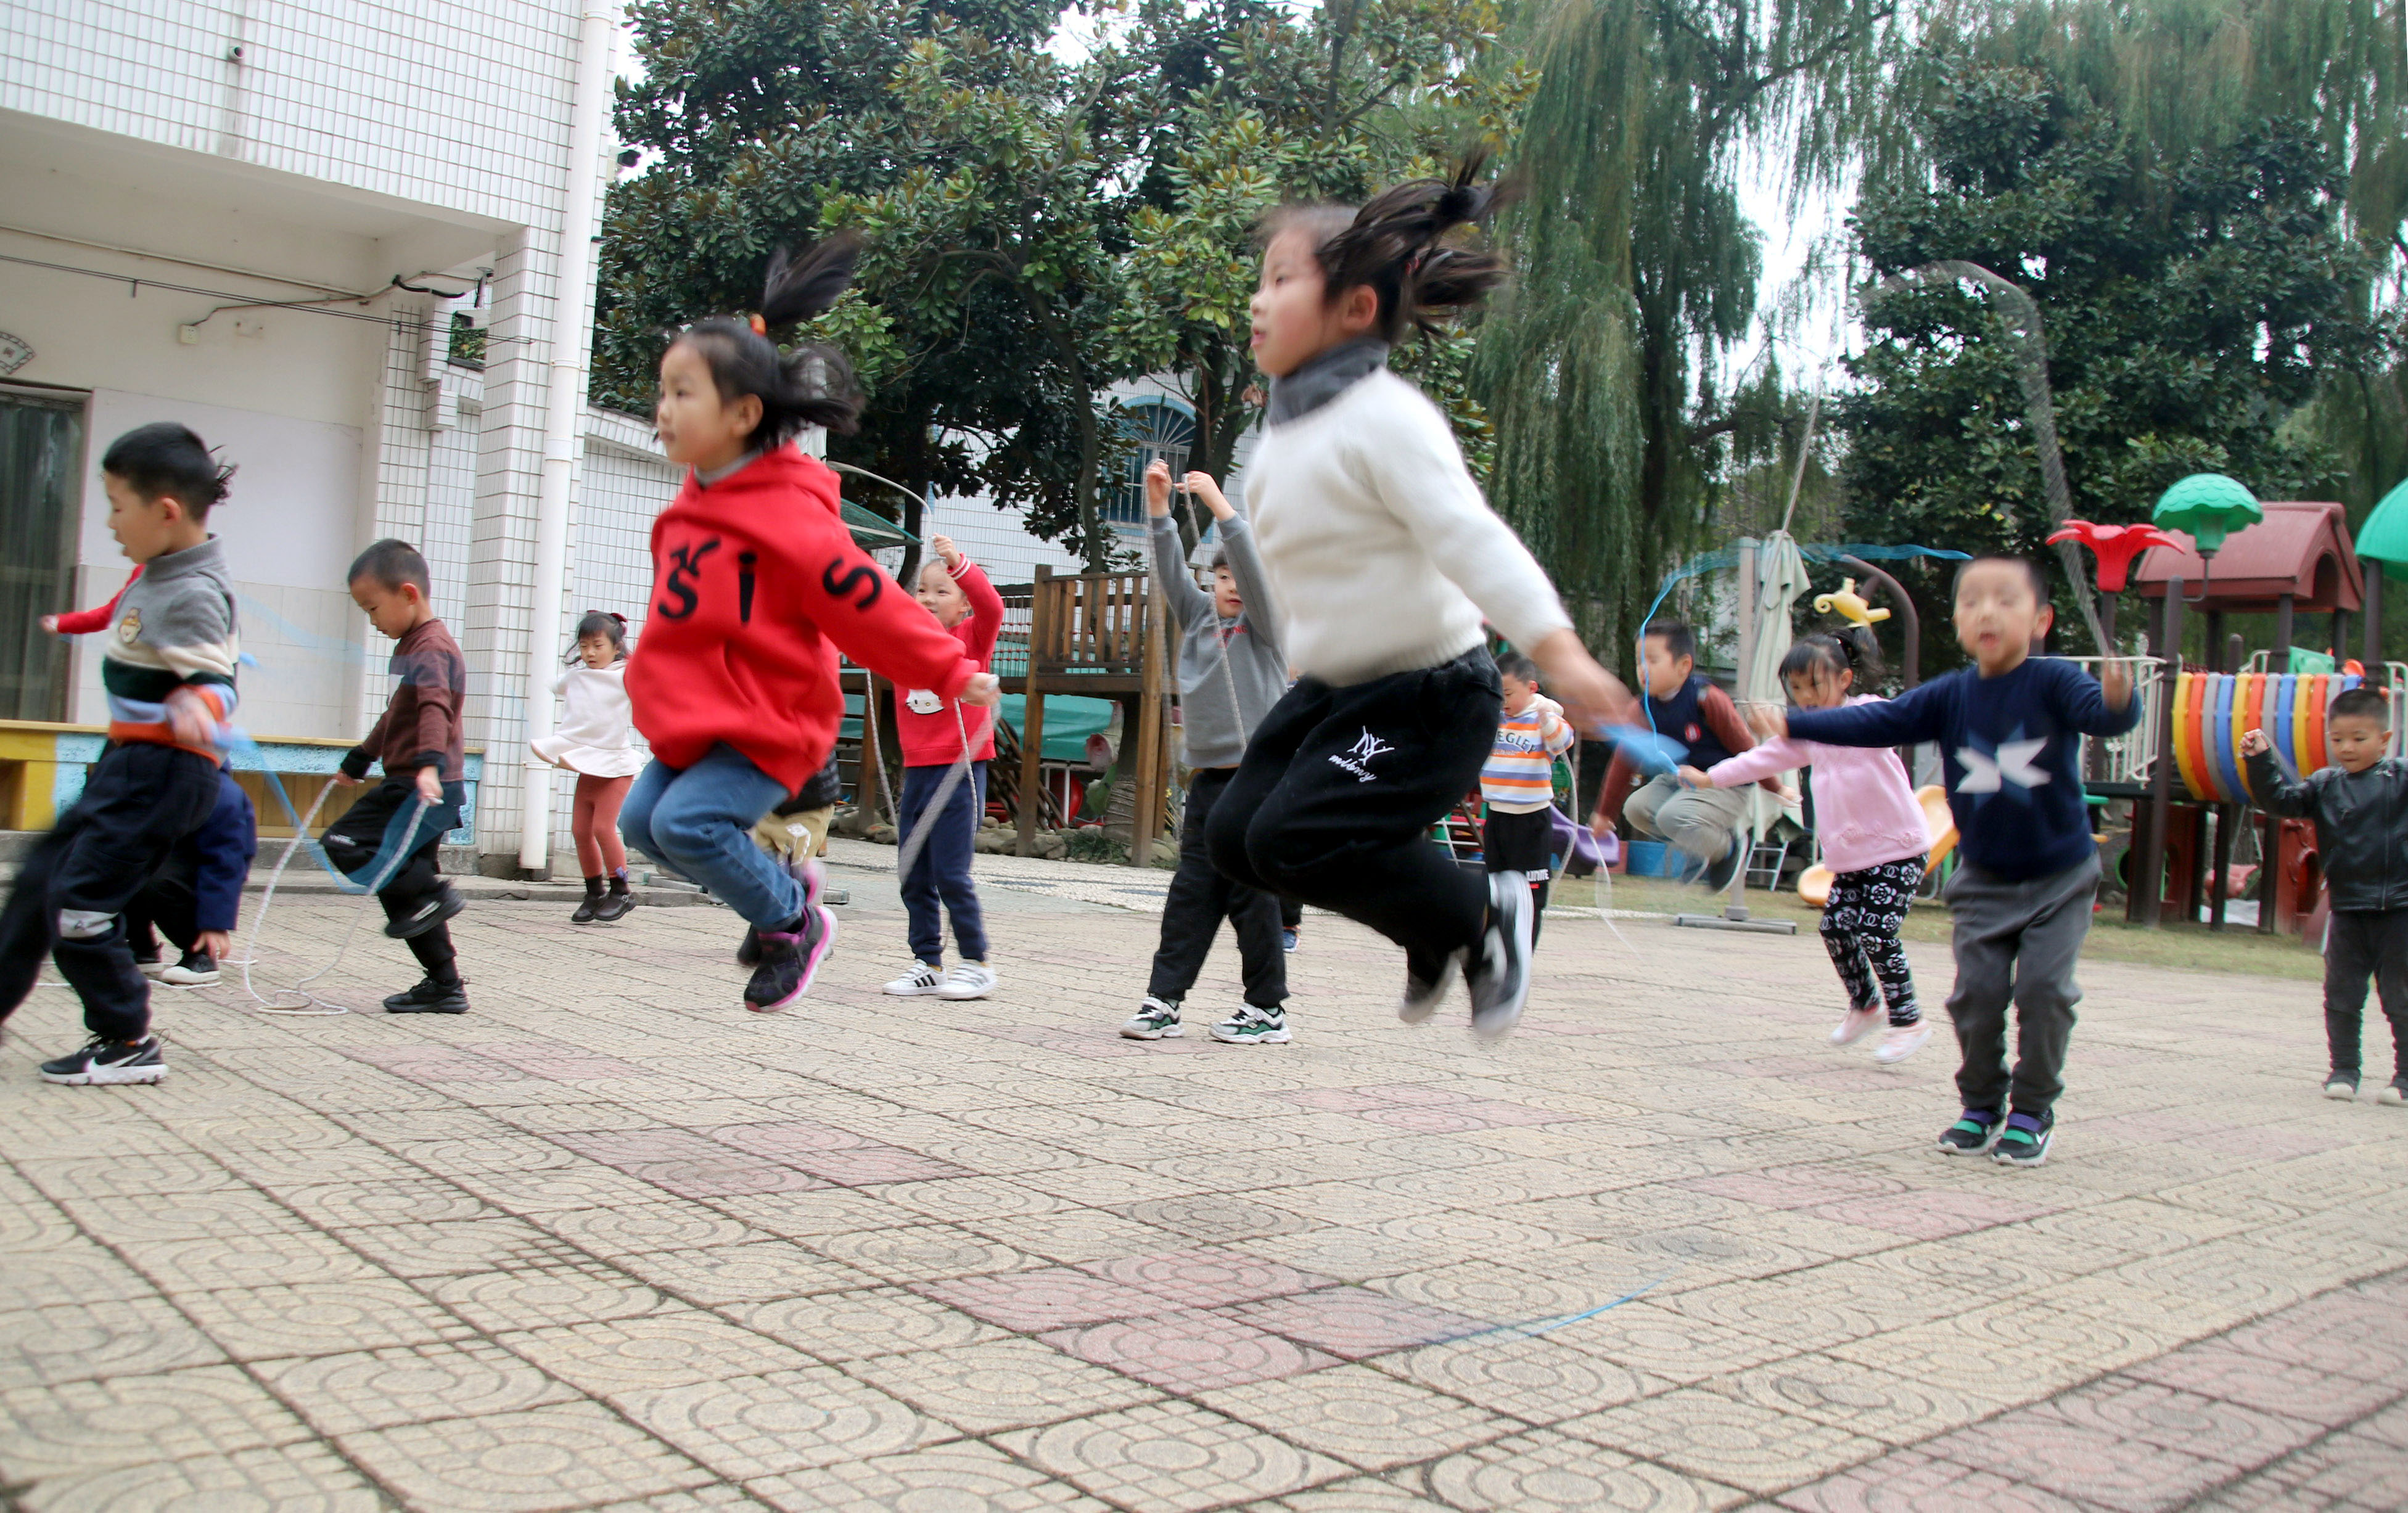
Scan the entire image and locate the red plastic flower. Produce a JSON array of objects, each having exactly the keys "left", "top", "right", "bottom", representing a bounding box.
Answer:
[{"left": 2047, "top": 520, "right": 2182, "bottom": 594}]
